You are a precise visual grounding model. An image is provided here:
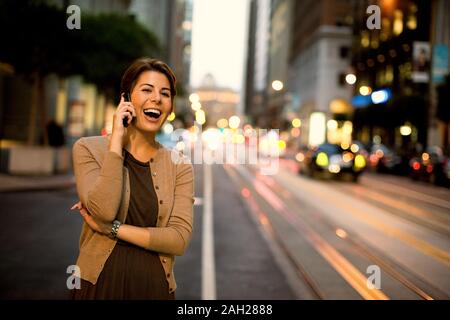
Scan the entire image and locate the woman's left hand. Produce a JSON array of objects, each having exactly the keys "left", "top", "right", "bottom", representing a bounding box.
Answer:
[{"left": 71, "top": 201, "right": 112, "bottom": 236}]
